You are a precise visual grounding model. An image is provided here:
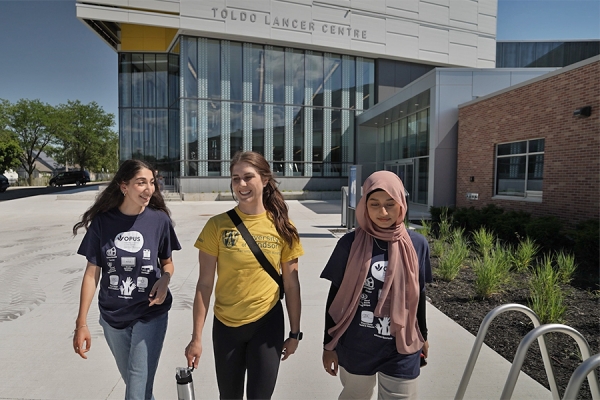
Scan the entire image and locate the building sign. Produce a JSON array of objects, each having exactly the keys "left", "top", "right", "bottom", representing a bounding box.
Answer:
[{"left": 211, "top": 8, "right": 368, "bottom": 39}]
